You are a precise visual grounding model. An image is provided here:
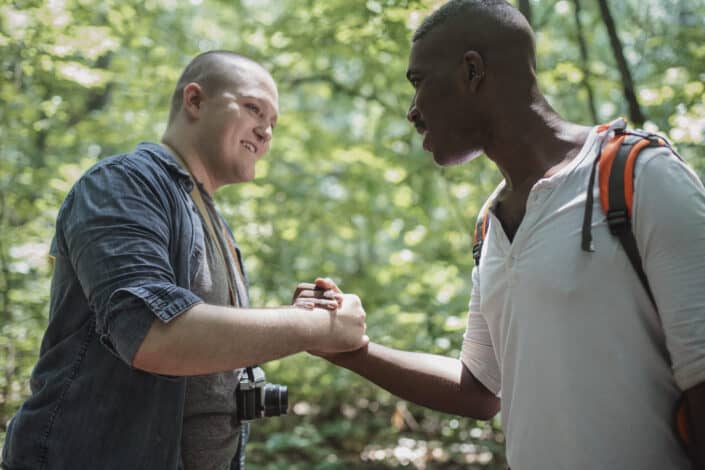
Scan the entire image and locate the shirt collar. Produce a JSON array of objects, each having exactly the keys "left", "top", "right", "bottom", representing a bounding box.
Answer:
[{"left": 136, "top": 142, "right": 194, "bottom": 190}]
